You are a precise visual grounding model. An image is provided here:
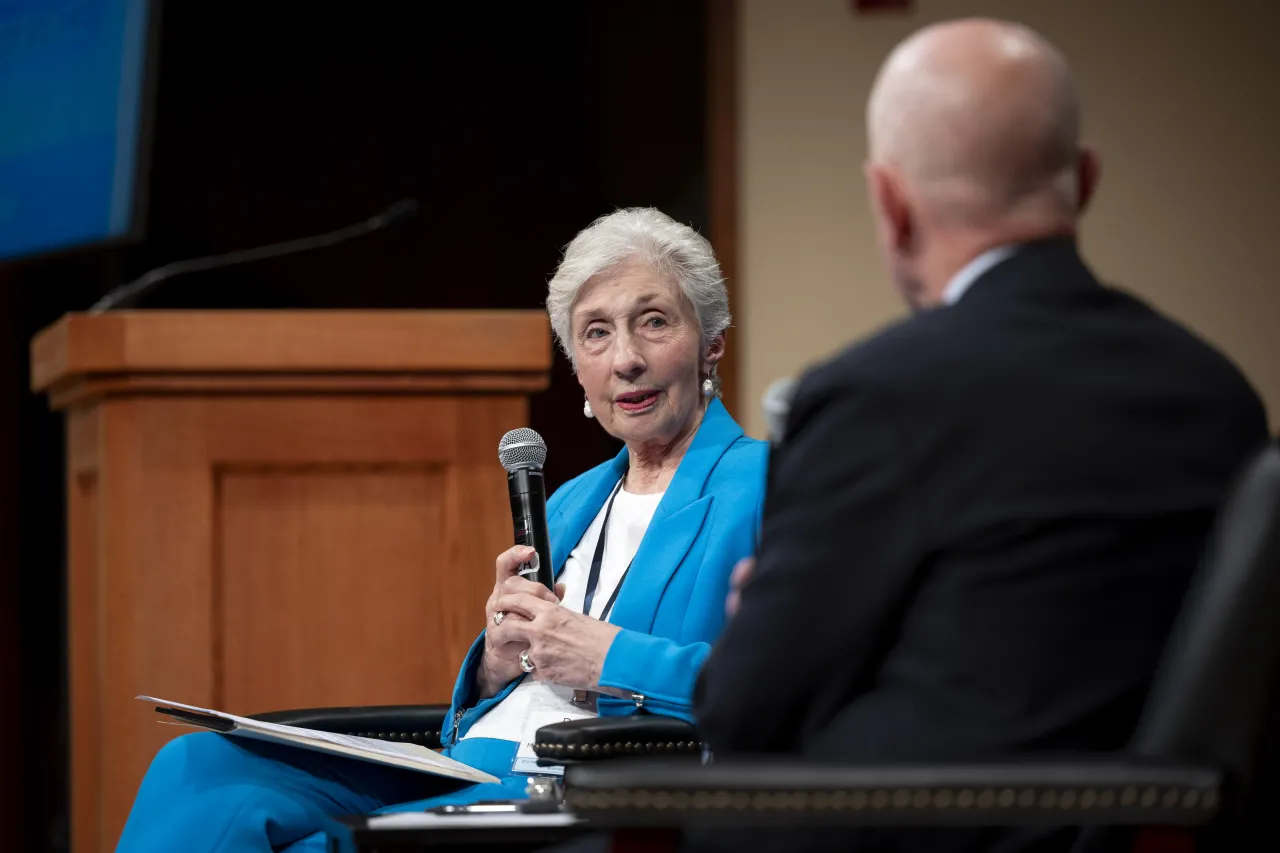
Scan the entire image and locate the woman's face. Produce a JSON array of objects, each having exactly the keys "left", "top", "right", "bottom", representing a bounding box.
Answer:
[{"left": 571, "top": 260, "right": 721, "bottom": 453}]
